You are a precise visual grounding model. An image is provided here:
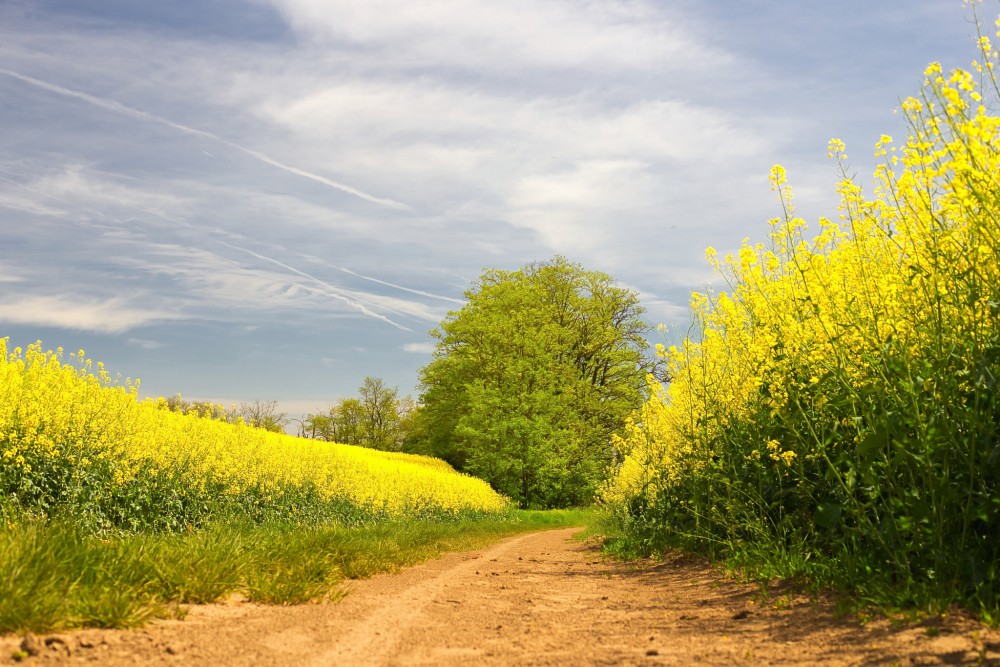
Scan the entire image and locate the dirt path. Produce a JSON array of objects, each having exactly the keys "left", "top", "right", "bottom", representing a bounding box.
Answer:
[{"left": 3, "top": 528, "right": 999, "bottom": 666}]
